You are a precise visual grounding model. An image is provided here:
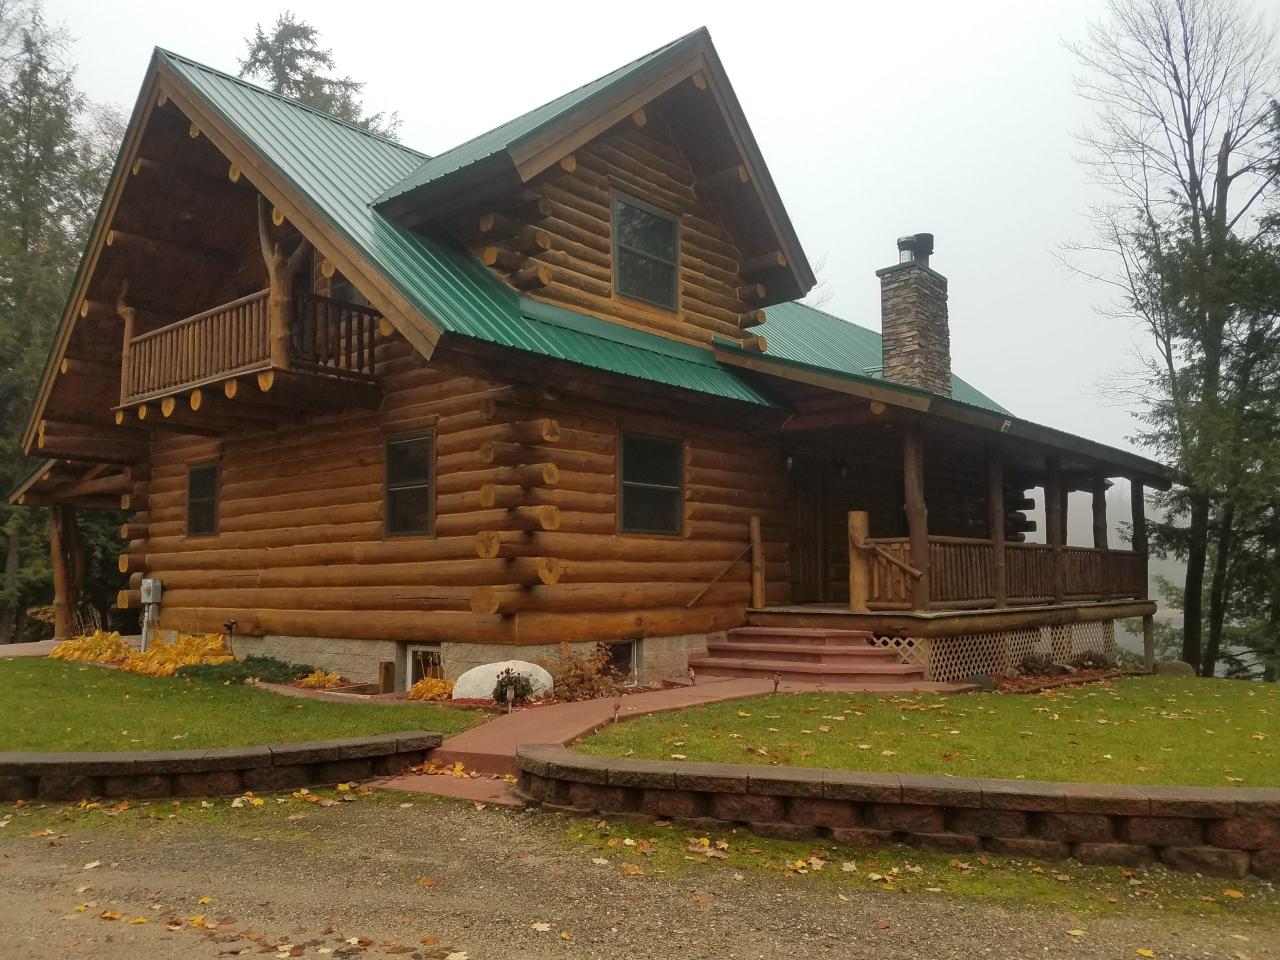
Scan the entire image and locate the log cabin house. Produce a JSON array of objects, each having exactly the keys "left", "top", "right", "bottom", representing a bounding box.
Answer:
[{"left": 10, "top": 29, "right": 1170, "bottom": 688}]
